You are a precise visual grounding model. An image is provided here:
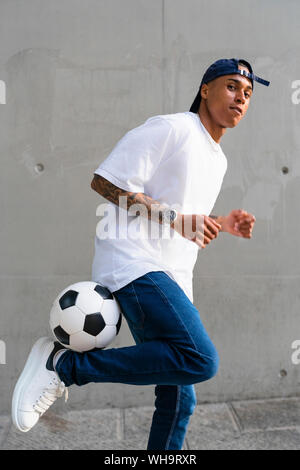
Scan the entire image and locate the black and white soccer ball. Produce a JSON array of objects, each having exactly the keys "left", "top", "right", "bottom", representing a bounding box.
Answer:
[{"left": 49, "top": 281, "right": 122, "bottom": 352}]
